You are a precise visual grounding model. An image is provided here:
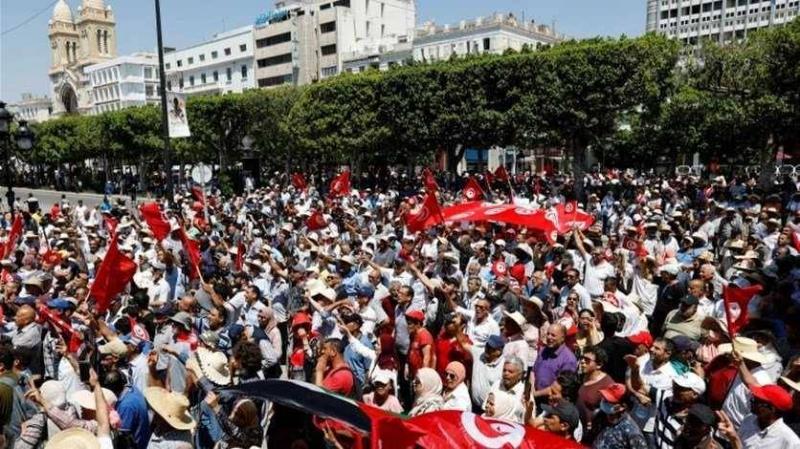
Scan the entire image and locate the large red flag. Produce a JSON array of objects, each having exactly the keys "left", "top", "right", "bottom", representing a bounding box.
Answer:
[
  {"left": 329, "top": 171, "right": 351, "bottom": 198},
  {"left": 235, "top": 241, "right": 245, "bottom": 272},
  {"left": 422, "top": 168, "right": 439, "bottom": 193},
  {"left": 462, "top": 177, "right": 484, "bottom": 201},
  {"left": 494, "top": 165, "right": 510, "bottom": 182},
  {"left": 306, "top": 211, "right": 327, "bottom": 231},
  {"left": 103, "top": 215, "right": 118, "bottom": 235},
  {"left": 139, "top": 202, "right": 171, "bottom": 241},
  {"left": 90, "top": 235, "right": 137, "bottom": 314},
  {"left": 405, "top": 194, "right": 443, "bottom": 233},
  {"left": 291, "top": 173, "right": 308, "bottom": 190},
  {"left": 2, "top": 214, "right": 23, "bottom": 259},
  {"left": 190, "top": 186, "right": 206, "bottom": 205},
  {"left": 360, "top": 406, "right": 583, "bottom": 449},
  {"left": 621, "top": 236, "right": 648, "bottom": 257},
  {"left": 179, "top": 228, "right": 202, "bottom": 279},
  {"left": 723, "top": 284, "right": 763, "bottom": 335}
]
